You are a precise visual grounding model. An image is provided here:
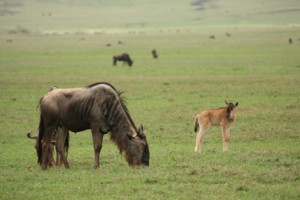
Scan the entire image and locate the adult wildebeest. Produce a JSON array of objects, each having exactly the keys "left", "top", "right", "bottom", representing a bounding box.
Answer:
[
  {"left": 27, "top": 126, "right": 69, "bottom": 167},
  {"left": 37, "top": 82, "right": 149, "bottom": 169},
  {"left": 113, "top": 53, "right": 133, "bottom": 66},
  {"left": 151, "top": 49, "right": 158, "bottom": 59},
  {"left": 194, "top": 101, "right": 238, "bottom": 153}
]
